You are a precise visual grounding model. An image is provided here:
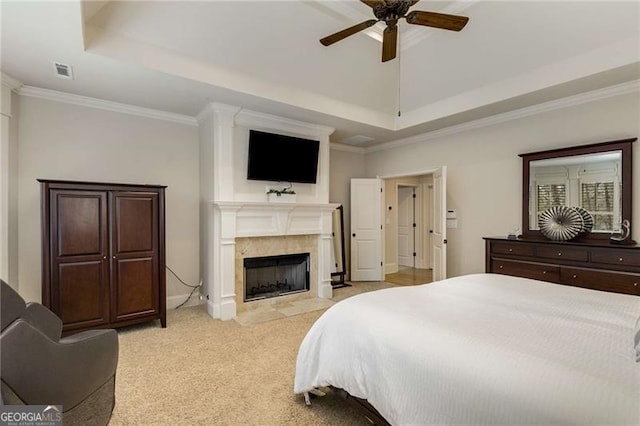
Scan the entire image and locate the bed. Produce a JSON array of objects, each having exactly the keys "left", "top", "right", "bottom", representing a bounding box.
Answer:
[{"left": 294, "top": 273, "right": 640, "bottom": 425}]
